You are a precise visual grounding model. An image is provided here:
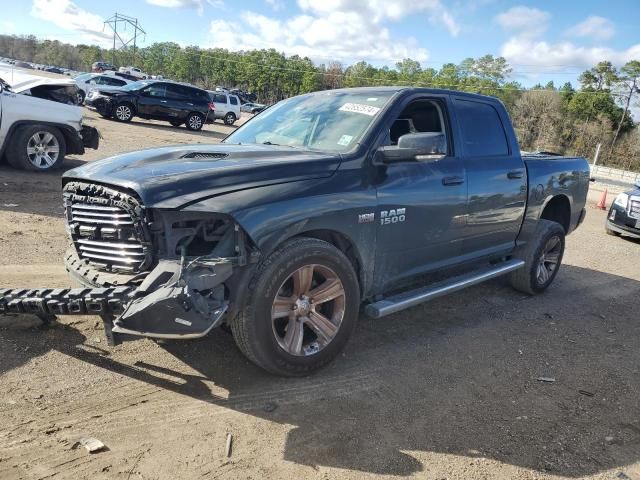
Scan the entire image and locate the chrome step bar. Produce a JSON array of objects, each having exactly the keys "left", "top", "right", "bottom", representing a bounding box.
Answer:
[{"left": 365, "top": 259, "right": 525, "bottom": 319}]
